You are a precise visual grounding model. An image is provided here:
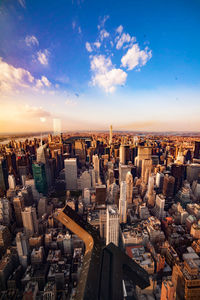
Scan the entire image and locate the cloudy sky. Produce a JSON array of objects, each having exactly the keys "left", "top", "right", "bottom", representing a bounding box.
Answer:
[{"left": 0, "top": 0, "right": 200, "bottom": 133}]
